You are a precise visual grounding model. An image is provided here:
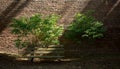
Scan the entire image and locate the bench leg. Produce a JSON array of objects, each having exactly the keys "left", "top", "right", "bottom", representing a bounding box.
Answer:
[{"left": 30, "top": 58, "right": 34, "bottom": 62}]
